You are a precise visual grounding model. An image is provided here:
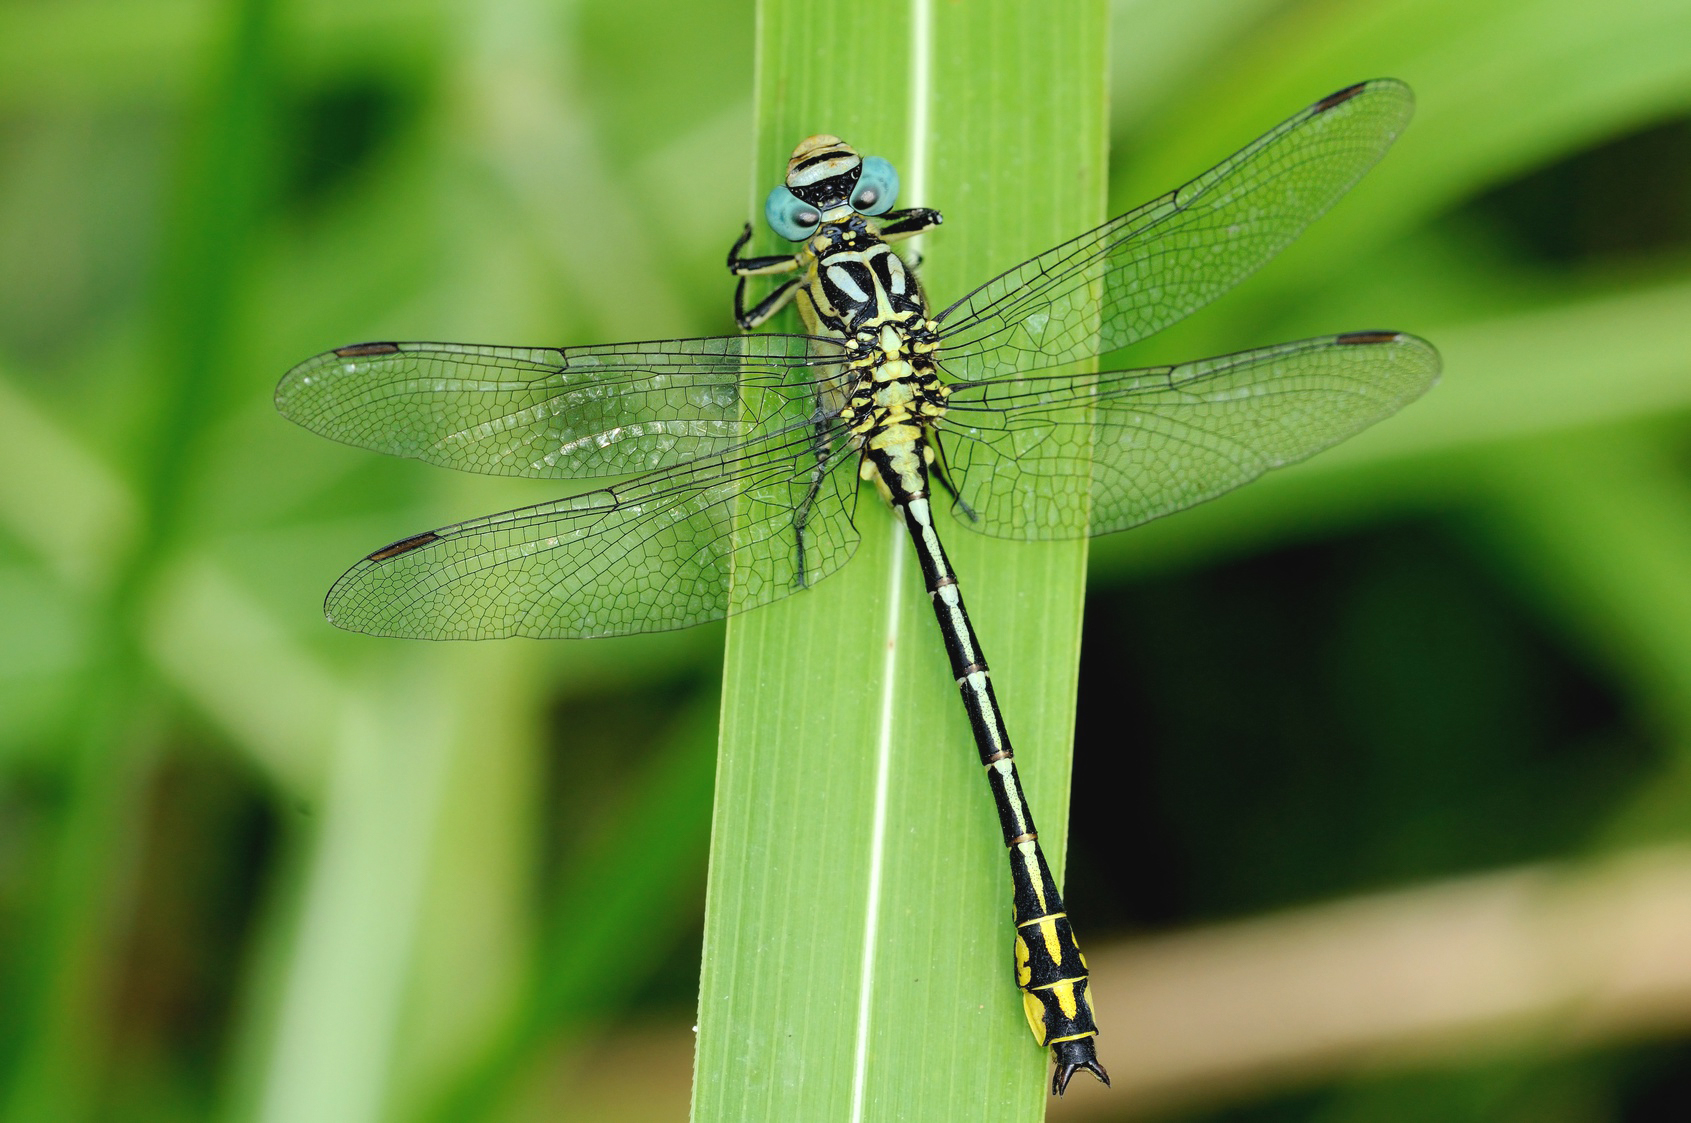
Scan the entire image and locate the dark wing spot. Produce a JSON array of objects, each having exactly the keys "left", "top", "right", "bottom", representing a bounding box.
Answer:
[
  {"left": 367, "top": 531, "right": 441, "bottom": 561},
  {"left": 334, "top": 341, "right": 402, "bottom": 358},
  {"left": 1335, "top": 330, "right": 1402, "bottom": 345},
  {"left": 1313, "top": 82, "right": 1368, "bottom": 113}
]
